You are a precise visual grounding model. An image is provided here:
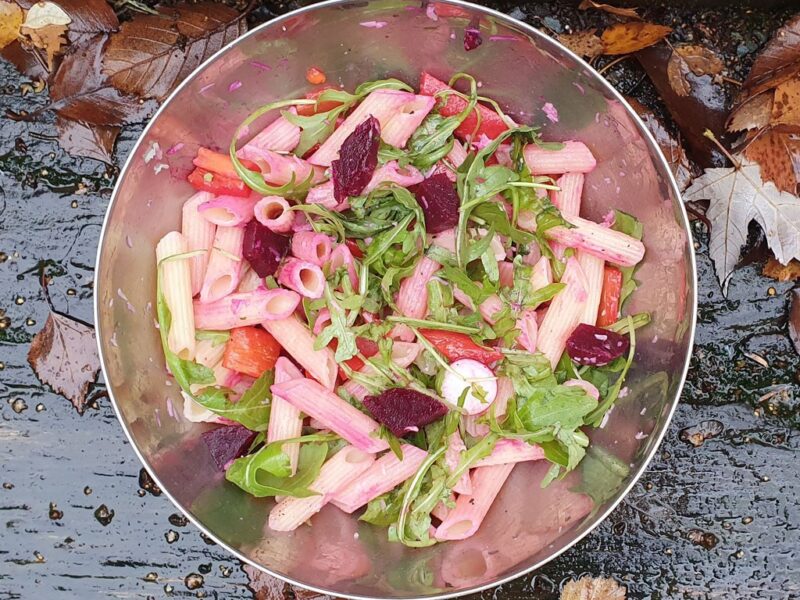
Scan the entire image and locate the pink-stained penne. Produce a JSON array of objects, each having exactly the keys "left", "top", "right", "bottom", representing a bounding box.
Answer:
[
  {"left": 529, "top": 255, "right": 553, "bottom": 291},
  {"left": 253, "top": 196, "right": 293, "bottom": 233},
  {"left": 536, "top": 257, "right": 588, "bottom": 367},
  {"left": 434, "top": 463, "right": 514, "bottom": 541},
  {"left": 363, "top": 161, "right": 424, "bottom": 193},
  {"left": 523, "top": 141, "right": 596, "bottom": 175},
  {"left": 312, "top": 308, "right": 331, "bottom": 336},
  {"left": 269, "top": 445, "right": 375, "bottom": 532},
  {"left": 498, "top": 261, "right": 514, "bottom": 288},
  {"left": 478, "top": 293, "right": 503, "bottom": 325},
  {"left": 381, "top": 95, "right": 436, "bottom": 148},
  {"left": 564, "top": 378, "right": 600, "bottom": 400},
  {"left": 309, "top": 90, "right": 425, "bottom": 167},
  {"left": 277, "top": 258, "right": 325, "bottom": 299},
  {"left": 431, "top": 494, "right": 455, "bottom": 522},
  {"left": 327, "top": 244, "right": 359, "bottom": 289},
  {"left": 194, "top": 338, "right": 227, "bottom": 368},
  {"left": 431, "top": 228, "right": 456, "bottom": 252},
  {"left": 545, "top": 216, "right": 645, "bottom": 267},
  {"left": 330, "top": 444, "right": 428, "bottom": 513},
  {"left": 156, "top": 231, "right": 196, "bottom": 359},
  {"left": 271, "top": 378, "right": 388, "bottom": 453},
  {"left": 446, "top": 432, "right": 473, "bottom": 495},
  {"left": 198, "top": 194, "right": 256, "bottom": 227},
  {"left": 462, "top": 376, "right": 512, "bottom": 437},
  {"left": 237, "top": 146, "right": 324, "bottom": 187},
  {"left": 341, "top": 342, "right": 421, "bottom": 401},
  {"left": 473, "top": 439, "right": 545, "bottom": 468},
  {"left": 292, "top": 231, "right": 332, "bottom": 266},
  {"left": 193, "top": 288, "right": 300, "bottom": 330},
  {"left": 181, "top": 192, "right": 216, "bottom": 297},
  {"left": 447, "top": 139, "right": 468, "bottom": 168},
  {"left": 236, "top": 267, "right": 263, "bottom": 293},
  {"left": 396, "top": 256, "right": 441, "bottom": 319},
  {"left": 238, "top": 107, "right": 300, "bottom": 155},
  {"left": 200, "top": 226, "right": 245, "bottom": 304},
  {"left": 493, "top": 142, "right": 513, "bottom": 168},
  {"left": 305, "top": 181, "right": 338, "bottom": 210},
  {"left": 262, "top": 316, "right": 337, "bottom": 390},
  {"left": 551, "top": 173, "right": 584, "bottom": 216},
  {"left": 577, "top": 251, "right": 605, "bottom": 326},
  {"left": 517, "top": 308, "right": 538, "bottom": 353},
  {"left": 269, "top": 358, "right": 311, "bottom": 475}
]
